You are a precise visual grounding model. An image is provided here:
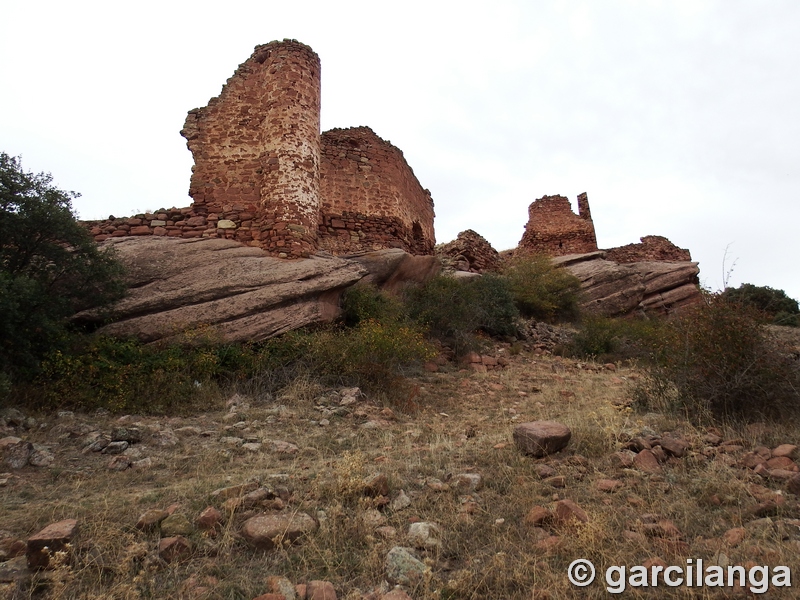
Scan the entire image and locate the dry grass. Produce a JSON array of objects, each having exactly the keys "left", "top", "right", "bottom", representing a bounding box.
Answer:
[{"left": 2, "top": 346, "right": 800, "bottom": 599}]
